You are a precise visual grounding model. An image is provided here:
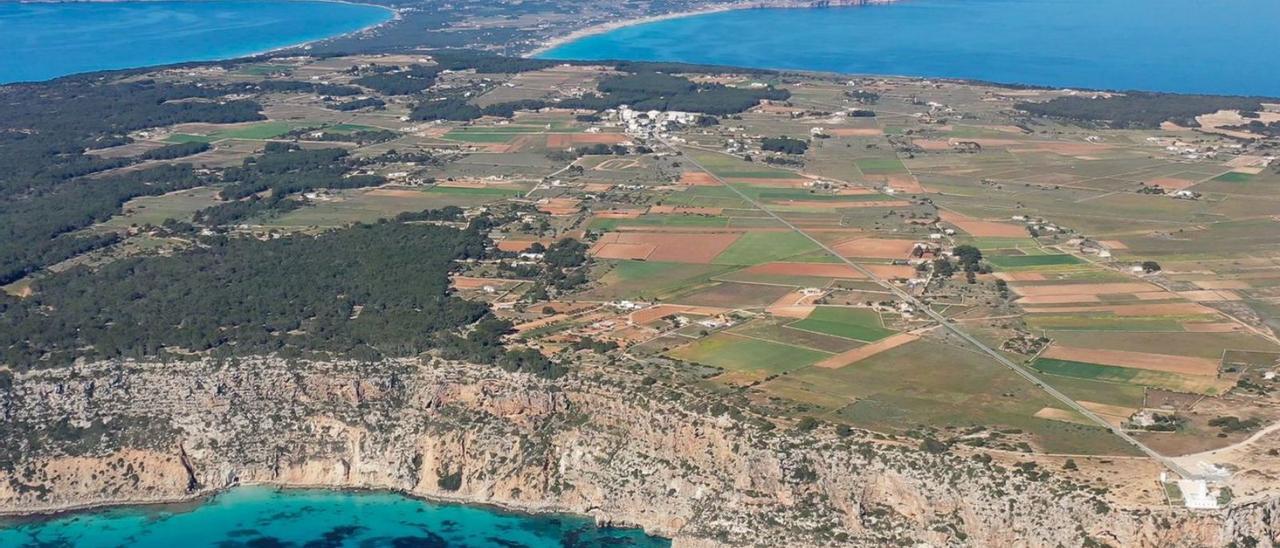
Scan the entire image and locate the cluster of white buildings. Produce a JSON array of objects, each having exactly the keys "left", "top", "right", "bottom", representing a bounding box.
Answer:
[{"left": 611, "top": 106, "right": 699, "bottom": 139}]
